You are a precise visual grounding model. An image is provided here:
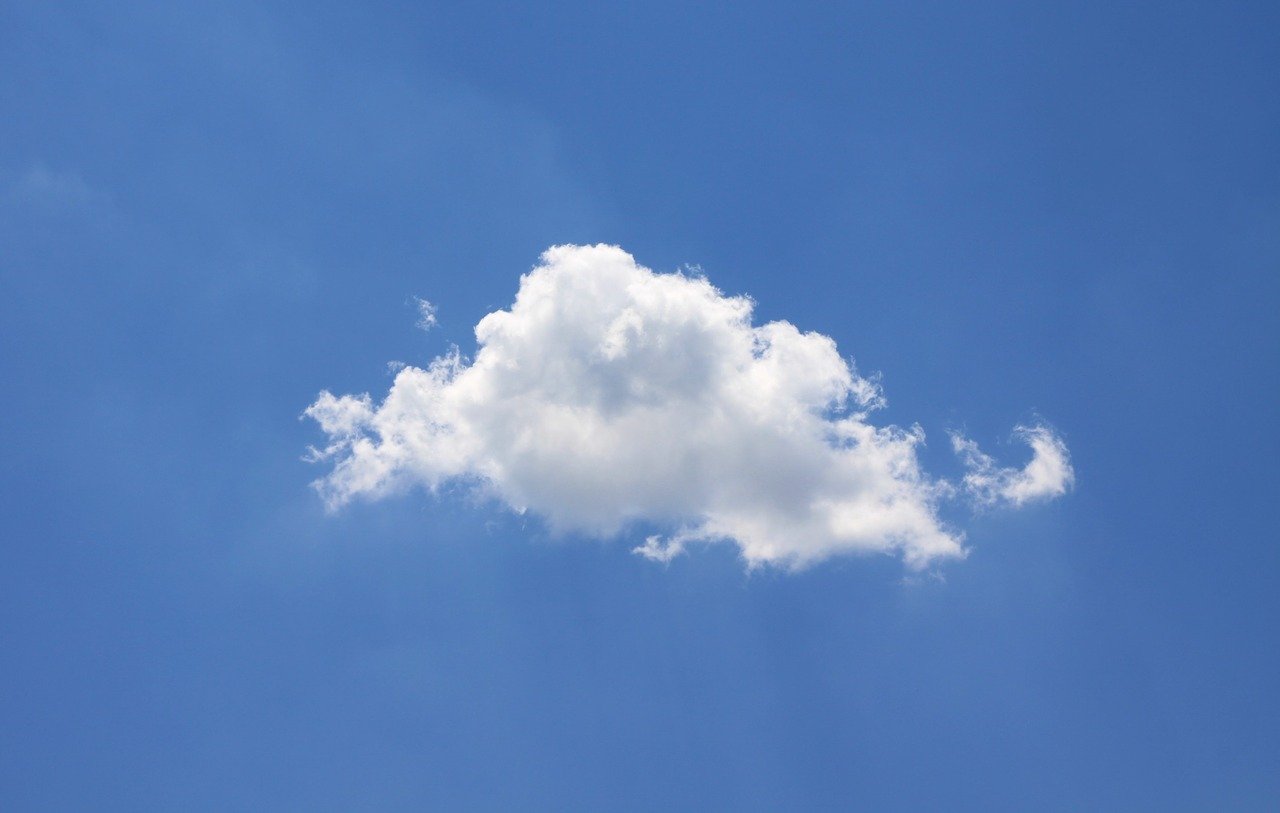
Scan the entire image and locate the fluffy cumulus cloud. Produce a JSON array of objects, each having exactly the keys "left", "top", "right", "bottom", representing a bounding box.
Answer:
[{"left": 305, "top": 245, "right": 1071, "bottom": 569}]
